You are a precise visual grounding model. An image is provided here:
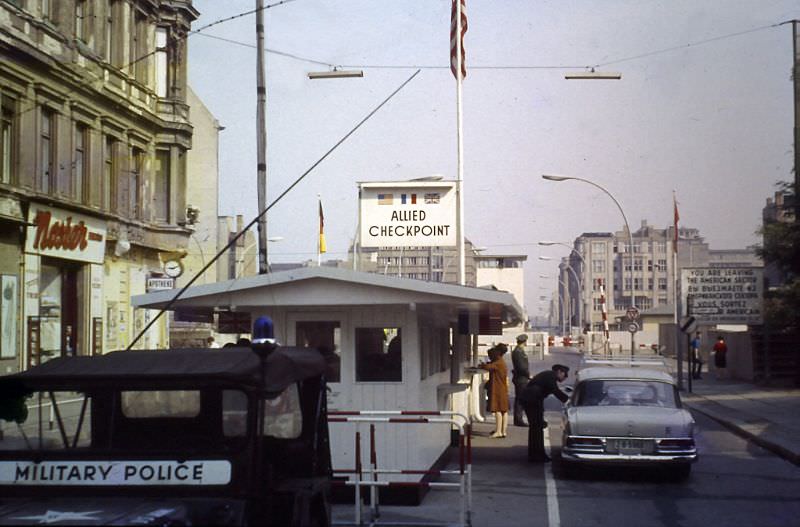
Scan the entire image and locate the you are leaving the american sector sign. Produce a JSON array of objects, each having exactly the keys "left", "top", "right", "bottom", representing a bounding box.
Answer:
[
  {"left": 359, "top": 180, "right": 457, "bottom": 248},
  {"left": 681, "top": 267, "right": 763, "bottom": 325}
]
